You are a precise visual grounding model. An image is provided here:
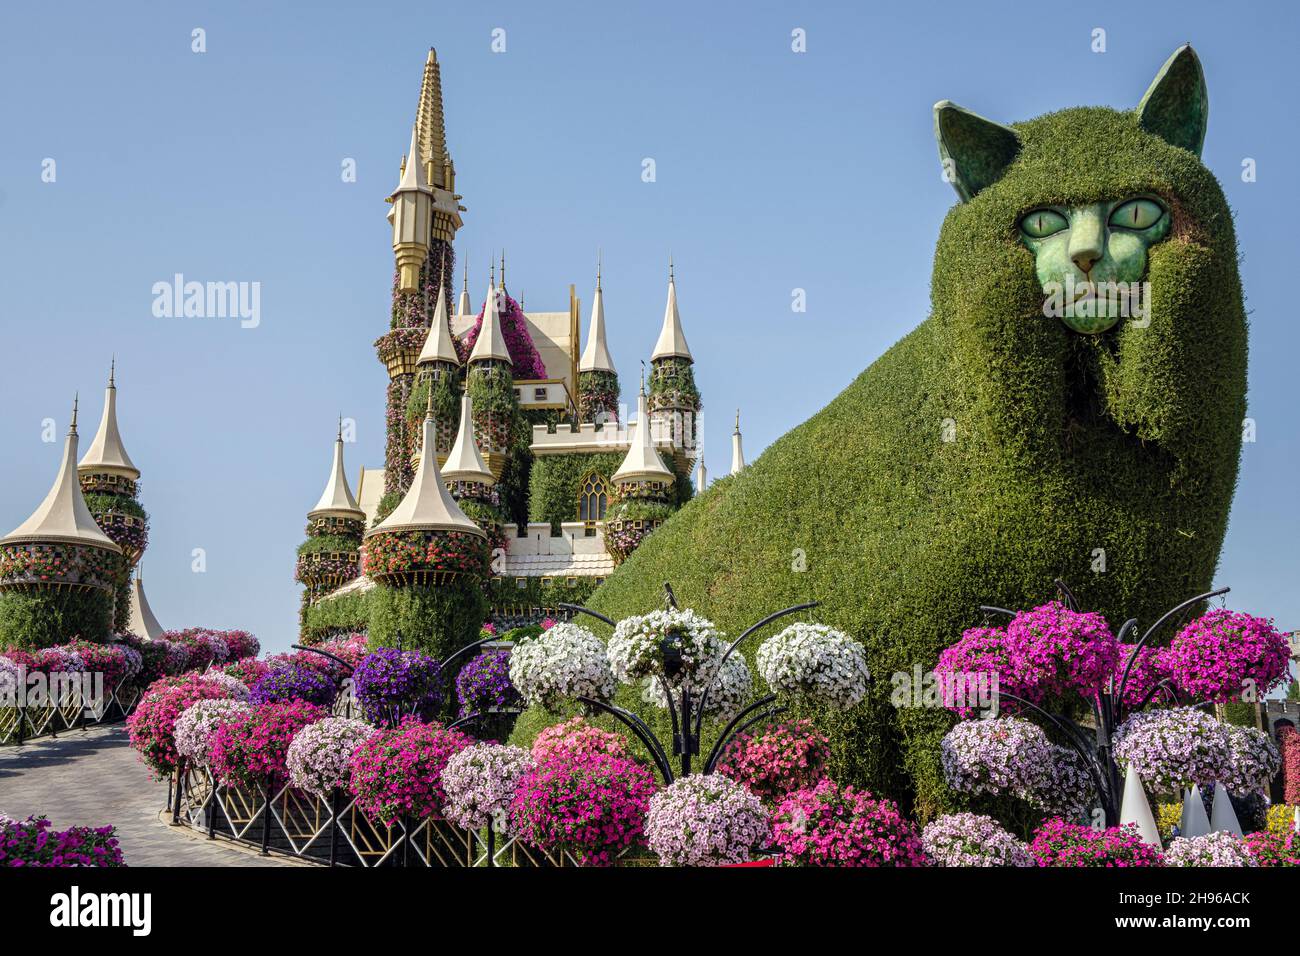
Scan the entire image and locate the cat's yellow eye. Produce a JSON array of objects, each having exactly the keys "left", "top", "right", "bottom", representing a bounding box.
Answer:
[
  {"left": 1109, "top": 198, "right": 1165, "bottom": 230},
  {"left": 1020, "top": 208, "right": 1069, "bottom": 239}
]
